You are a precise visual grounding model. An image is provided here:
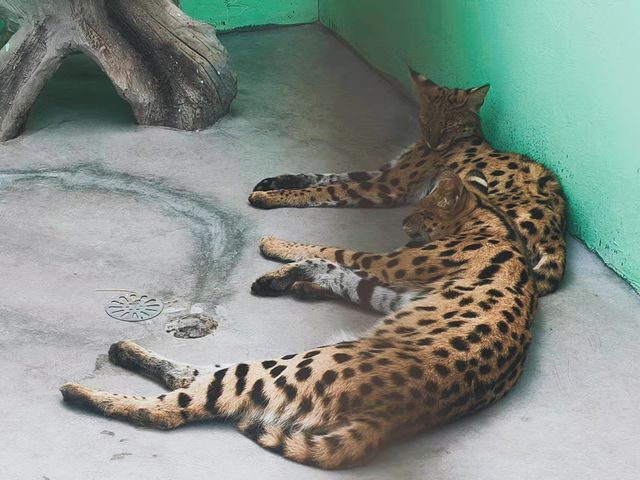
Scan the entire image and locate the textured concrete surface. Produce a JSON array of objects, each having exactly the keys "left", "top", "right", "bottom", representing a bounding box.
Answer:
[{"left": 0, "top": 24, "right": 638, "bottom": 480}]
